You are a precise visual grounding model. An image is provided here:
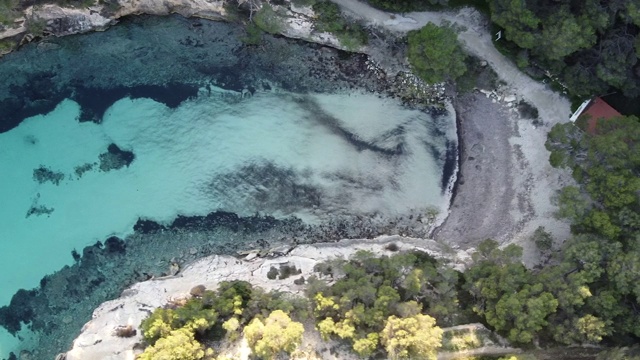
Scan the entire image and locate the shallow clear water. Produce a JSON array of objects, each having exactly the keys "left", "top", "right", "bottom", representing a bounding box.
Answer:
[{"left": 0, "top": 15, "right": 456, "bottom": 357}]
